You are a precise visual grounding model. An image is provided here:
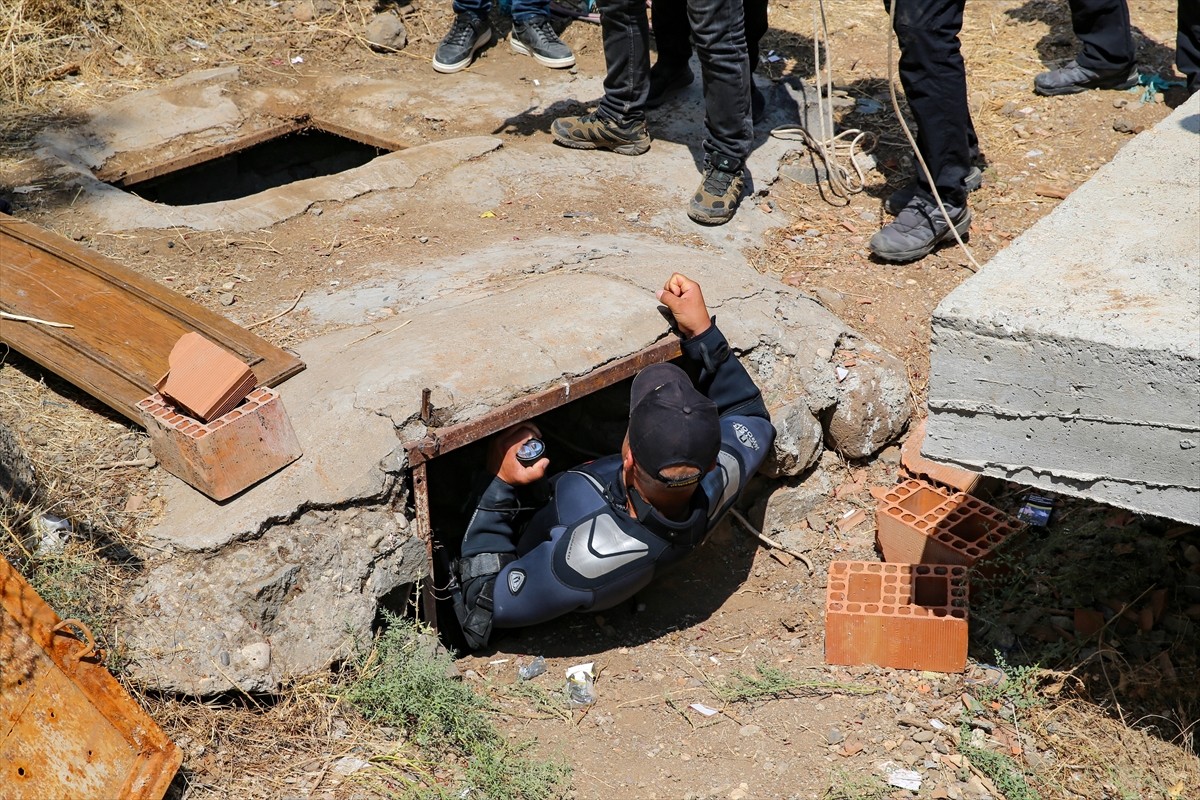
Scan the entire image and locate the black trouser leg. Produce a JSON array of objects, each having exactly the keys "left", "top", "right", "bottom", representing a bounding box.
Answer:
[
  {"left": 689, "top": 0, "right": 752, "bottom": 161},
  {"left": 1069, "top": 0, "right": 1135, "bottom": 72},
  {"left": 744, "top": 0, "right": 767, "bottom": 72},
  {"left": 597, "top": 0, "right": 653, "bottom": 123},
  {"left": 890, "top": 0, "right": 972, "bottom": 208},
  {"left": 1179, "top": 0, "right": 1200, "bottom": 94},
  {"left": 652, "top": 0, "right": 694, "bottom": 67}
]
